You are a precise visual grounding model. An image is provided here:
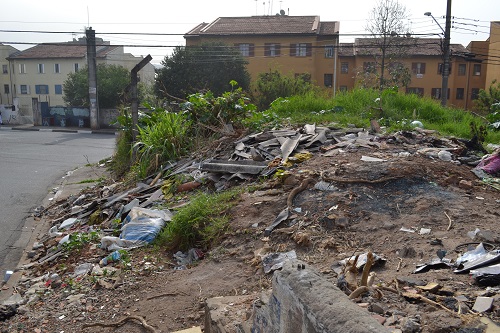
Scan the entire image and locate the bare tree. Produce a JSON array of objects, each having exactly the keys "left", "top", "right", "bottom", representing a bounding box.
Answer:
[{"left": 365, "top": 0, "right": 410, "bottom": 91}]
